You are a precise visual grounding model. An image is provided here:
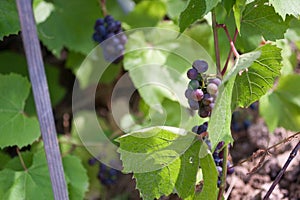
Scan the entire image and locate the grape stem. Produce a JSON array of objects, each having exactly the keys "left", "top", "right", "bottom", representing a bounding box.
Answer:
[
  {"left": 221, "top": 29, "right": 239, "bottom": 76},
  {"left": 99, "top": 0, "right": 107, "bottom": 16},
  {"left": 217, "top": 145, "right": 228, "bottom": 200},
  {"left": 211, "top": 9, "right": 221, "bottom": 76},
  {"left": 17, "top": 147, "right": 28, "bottom": 172}
]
